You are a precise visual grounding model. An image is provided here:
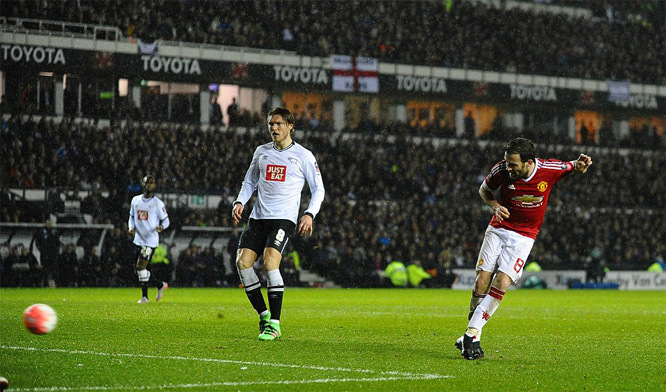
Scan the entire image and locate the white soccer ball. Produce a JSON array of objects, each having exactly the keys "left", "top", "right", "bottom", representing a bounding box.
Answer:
[{"left": 22, "top": 303, "right": 58, "bottom": 335}]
